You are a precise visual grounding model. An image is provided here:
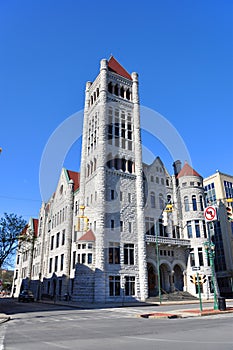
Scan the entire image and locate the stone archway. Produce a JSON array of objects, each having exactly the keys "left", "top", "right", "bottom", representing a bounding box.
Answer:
[
  {"left": 160, "top": 263, "right": 171, "bottom": 293},
  {"left": 173, "top": 264, "right": 184, "bottom": 291},
  {"left": 147, "top": 263, "right": 156, "bottom": 297}
]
